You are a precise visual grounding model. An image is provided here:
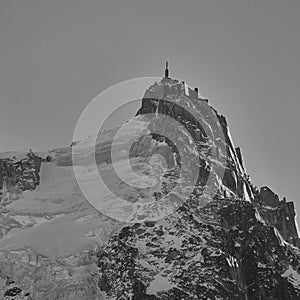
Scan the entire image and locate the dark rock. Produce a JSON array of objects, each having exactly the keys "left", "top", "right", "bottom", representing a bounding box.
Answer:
[
  {"left": 258, "top": 198, "right": 300, "bottom": 247},
  {"left": 259, "top": 186, "right": 280, "bottom": 207},
  {"left": 235, "top": 147, "right": 244, "bottom": 169},
  {"left": 144, "top": 221, "right": 155, "bottom": 227},
  {"left": 4, "top": 286, "right": 22, "bottom": 297},
  {"left": 0, "top": 151, "right": 43, "bottom": 193}
]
